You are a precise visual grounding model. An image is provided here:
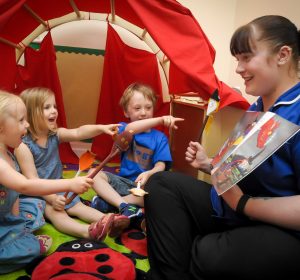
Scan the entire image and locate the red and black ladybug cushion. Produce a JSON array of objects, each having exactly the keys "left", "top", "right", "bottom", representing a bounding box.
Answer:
[
  {"left": 117, "top": 229, "right": 148, "bottom": 258},
  {"left": 31, "top": 239, "right": 135, "bottom": 280}
]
